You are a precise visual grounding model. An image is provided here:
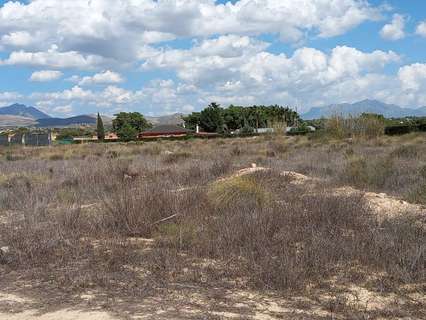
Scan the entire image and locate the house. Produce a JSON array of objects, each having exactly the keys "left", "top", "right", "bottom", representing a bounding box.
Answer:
[
  {"left": 104, "top": 132, "right": 119, "bottom": 141},
  {"left": 139, "top": 125, "right": 193, "bottom": 139}
]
